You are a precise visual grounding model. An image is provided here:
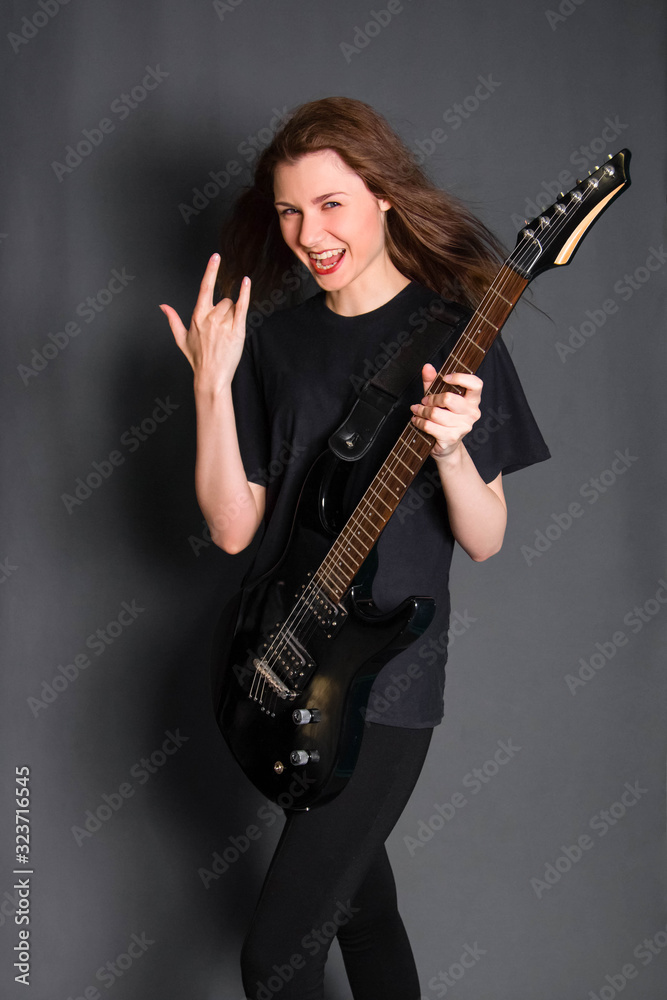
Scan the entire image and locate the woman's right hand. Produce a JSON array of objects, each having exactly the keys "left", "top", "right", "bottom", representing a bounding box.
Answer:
[{"left": 159, "top": 254, "right": 251, "bottom": 390}]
